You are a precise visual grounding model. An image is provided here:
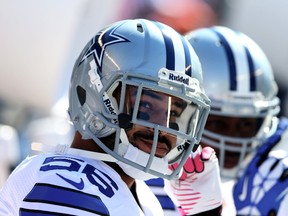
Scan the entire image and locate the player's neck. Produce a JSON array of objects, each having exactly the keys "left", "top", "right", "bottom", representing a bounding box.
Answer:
[
  {"left": 106, "top": 162, "right": 140, "bottom": 207},
  {"left": 106, "top": 162, "right": 135, "bottom": 188},
  {"left": 71, "top": 132, "right": 136, "bottom": 188}
]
